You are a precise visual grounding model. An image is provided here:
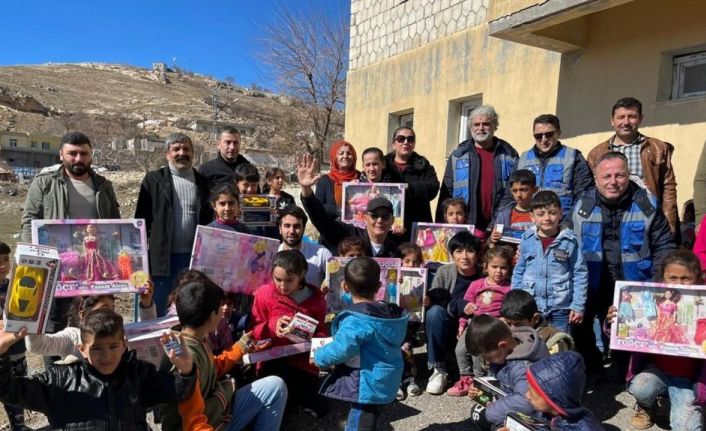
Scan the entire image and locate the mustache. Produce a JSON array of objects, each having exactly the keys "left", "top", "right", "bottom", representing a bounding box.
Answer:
[{"left": 175, "top": 156, "right": 191, "bottom": 161}]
